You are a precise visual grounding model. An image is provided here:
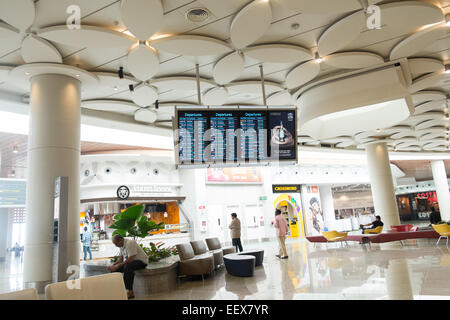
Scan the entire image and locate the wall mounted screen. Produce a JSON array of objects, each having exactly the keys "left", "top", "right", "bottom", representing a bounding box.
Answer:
[
  {"left": 174, "top": 107, "right": 297, "bottom": 166},
  {"left": 0, "top": 179, "right": 26, "bottom": 208}
]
